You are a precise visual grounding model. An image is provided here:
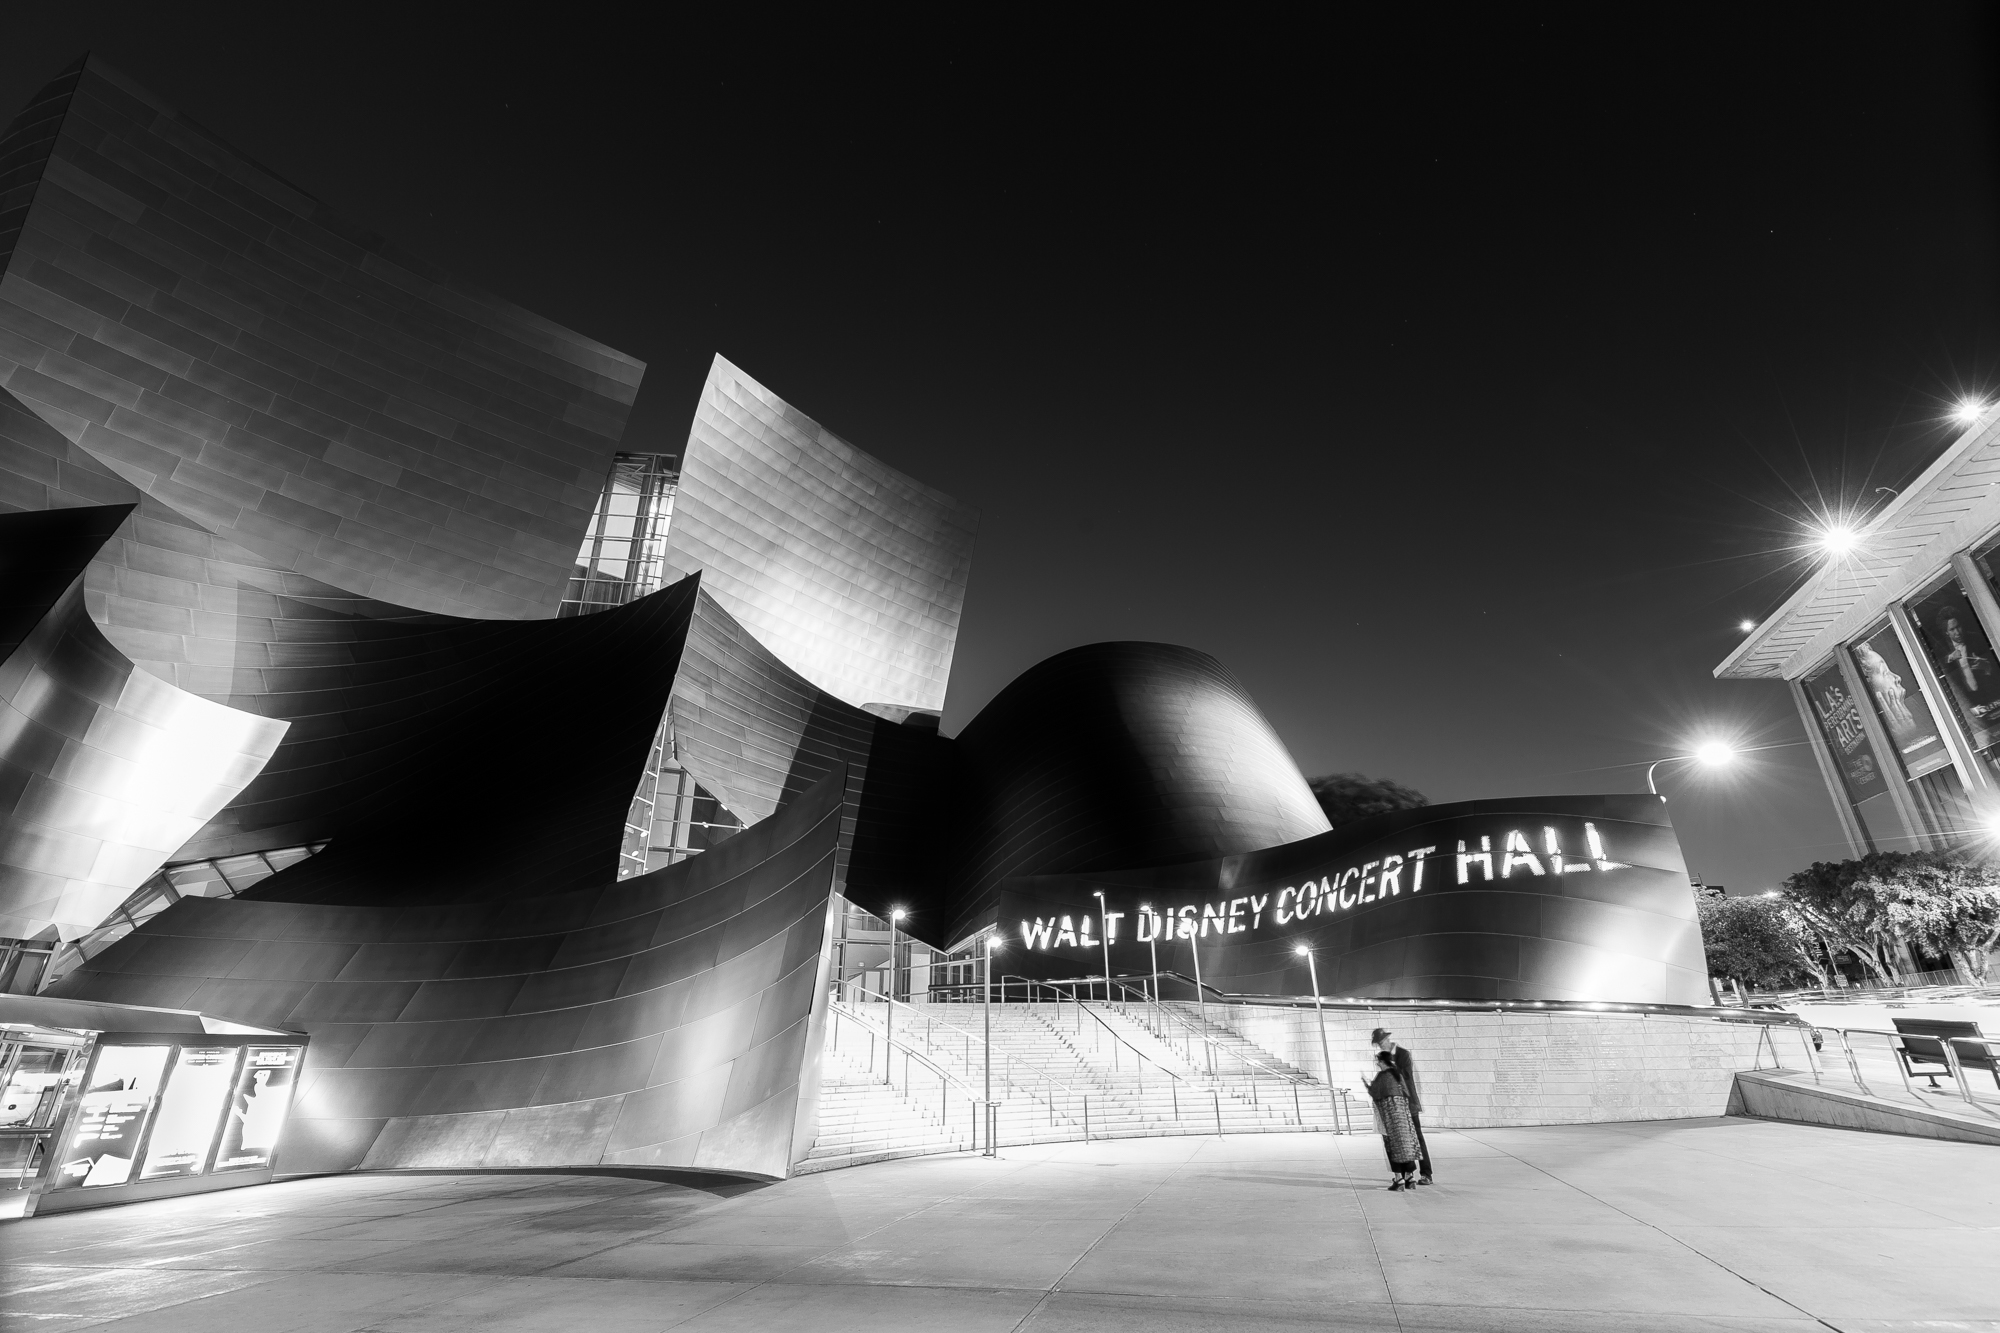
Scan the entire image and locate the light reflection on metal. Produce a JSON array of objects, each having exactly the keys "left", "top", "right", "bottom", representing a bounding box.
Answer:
[{"left": 0, "top": 570, "right": 287, "bottom": 942}]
